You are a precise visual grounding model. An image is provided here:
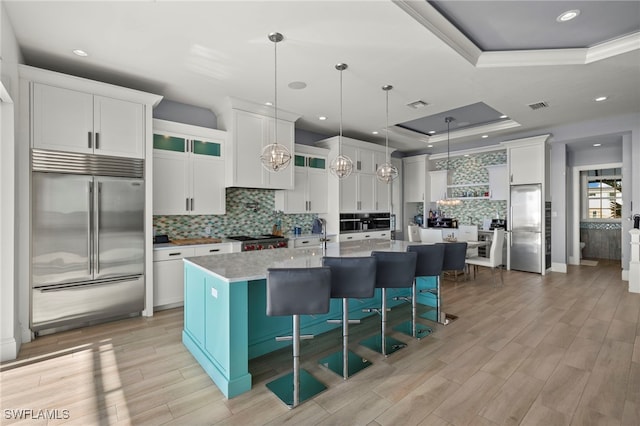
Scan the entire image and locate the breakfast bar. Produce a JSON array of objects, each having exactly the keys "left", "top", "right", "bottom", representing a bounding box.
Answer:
[{"left": 182, "top": 239, "right": 428, "bottom": 398}]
